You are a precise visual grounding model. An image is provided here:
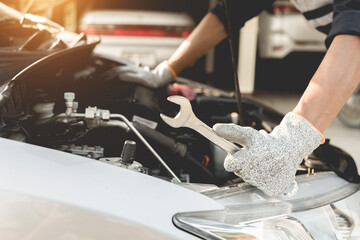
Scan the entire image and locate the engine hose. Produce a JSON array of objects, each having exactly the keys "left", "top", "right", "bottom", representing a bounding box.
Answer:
[
  {"left": 196, "top": 96, "right": 237, "bottom": 104},
  {"left": 224, "top": 0, "right": 245, "bottom": 125},
  {"left": 133, "top": 122, "right": 186, "bottom": 157},
  {"left": 133, "top": 122, "right": 214, "bottom": 178}
]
